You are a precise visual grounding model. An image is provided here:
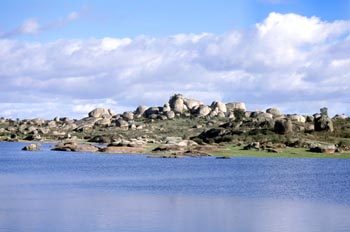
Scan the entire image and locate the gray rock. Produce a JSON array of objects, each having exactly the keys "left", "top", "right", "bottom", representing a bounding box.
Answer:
[
  {"left": 309, "top": 144, "right": 336, "bottom": 154},
  {"left": 136, "top": 125, "right": 143, "bottom": 130},
  {"left": 52, "top": 142, "right": 100, "bottom": 152},
  {"left": 243, "top": 142, "right": 260, "bottom": 150},
  {"left": 88, "top": 108, "right": 111, "bottom": 118},
  {"left": 22, "top": 143, "right": 41, "bottom": 151},
  {"left": 289, "top": 114, "right": 306, "bottom": 123},
  {"left": 95, "top": 118, "right": 111, "bottom": 126},
  {"left": 177, "top": 140, "right": 198, "bottom": 147},
  {"left": 313, "top": 113, "right": 322, "bottom": 120},
  {"left": 217, "top": 112, "right": 226, "bottom": 118},
  {"left": 75, "top": 117, "right": 100, "bottom": 130},
  {"left": 333, "top": 114, "right": 346, "bottom": 120},
  {"left": 226, "top": 102, "right": 246, "bottom": 111},
  {"left": 184, "top": 98, "right": 202, "bottom": 110},
  {"left": 31, "top": 118, "right": 45, "bottom": 126},
  {"left": 144, "top": 107, "right": 160, "bottom": 117},
  {"left": 108, "top": 109, "right": 116, "bottom": 116},
  {"left": 166, "top": 111, "right": 175, "bottom": 119},
  {"left": 216, "top": 156, "right": 232, "bottom": 159},
  {"left": 169, "top": 94, "right": 184, "bottom": 114},
  {"left": 209, "top": 109, "right": 218, "bottom": 118},
  {"left": 314, "top": 115, "right": 334, "bottom": 132},
  {"left": 47, "top": 121, "right": 57, "bottom": 128},
  {"left": 256, "top": 112, "right": 273, "bottom": 121},
  {"left": 227, "top": 112, "right": 235, "bottom": 119},
  {"left": 163, "top": 103, "right": 171, "bottom": 113},
  {"left": 165, "top": 137, "right": 183, "bottom": 145},
  {"left": 266, "top": 108, "right": 281, "bottom": 116},
  {"left": 135, "top": 105, "right": 148, "bottom": 116},
  {"left": 274, "top": 119, "right": 293, "bottom": 134},
  {"left": 305, "top": 123, "right": 315, "bottom": 133},
  {"left": 27, "top": 126, "right": 37, "bottom": 133},
  {"left": 123, "top": 111, "right": 134, "bottom": 121},
  {"left": 129, "top": 124, "right": 136, "bottom": 130},
  {"left": 211, "top": 101, "right": 227, "bottom": 113},
  {"left": 250, "top": 111, "right": 263, "bottom": 118},
  {"left": 306, "top": 115, "right": 314, "bottom": 123},
  {"left": 195, "top": 105, "right": 211, "bottom": 117},
  {"left": 115, "top": 119, "right": 129, "bottom": 129},
  {"left": 159, "top": 115, "right": 168, "bottom": 120}
]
